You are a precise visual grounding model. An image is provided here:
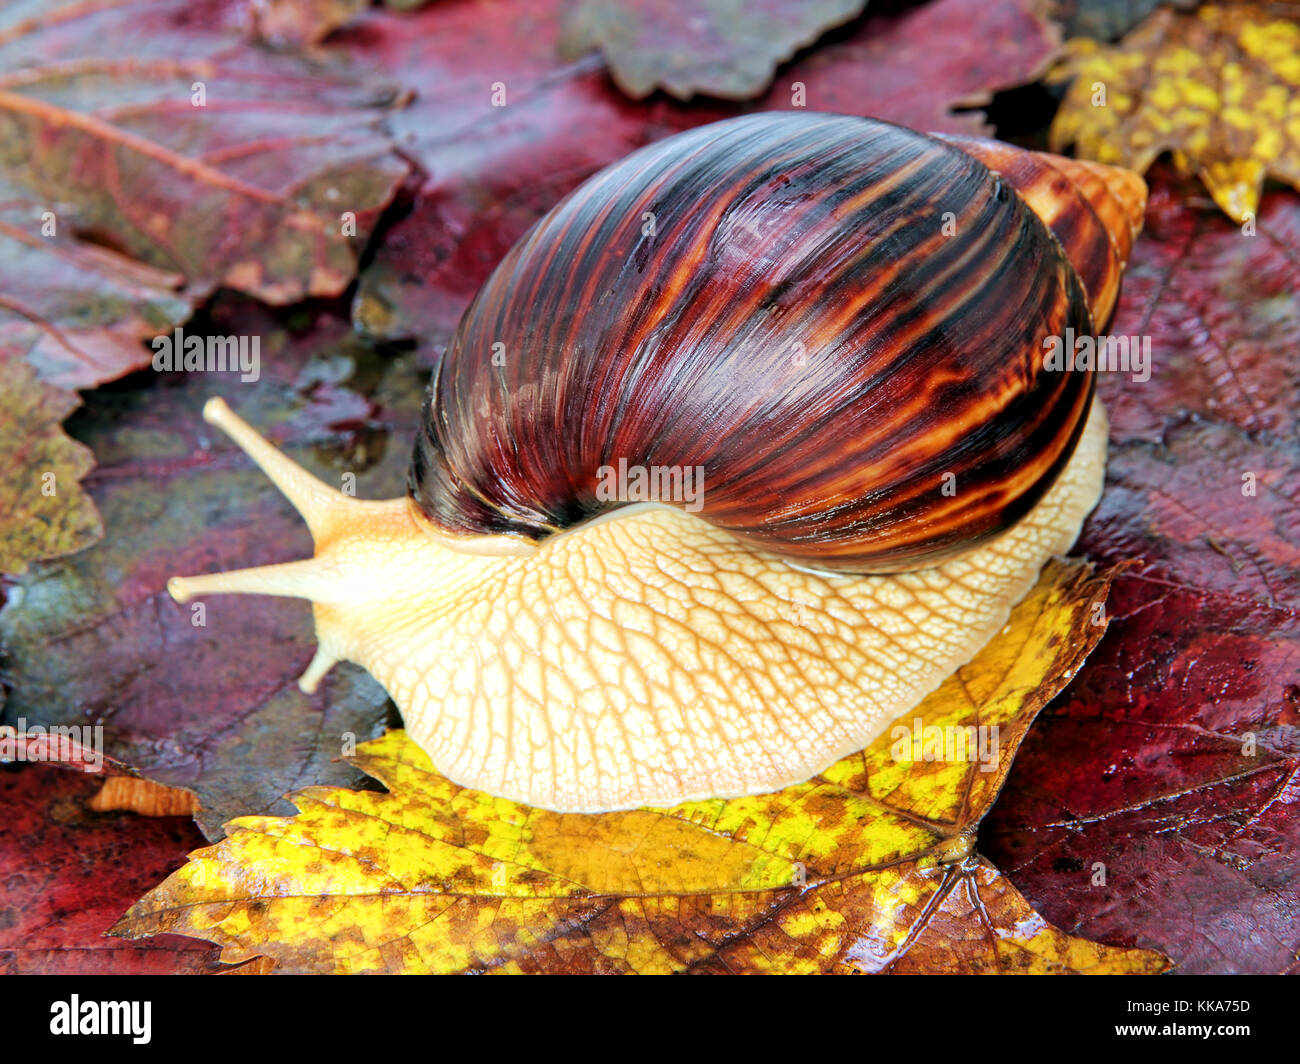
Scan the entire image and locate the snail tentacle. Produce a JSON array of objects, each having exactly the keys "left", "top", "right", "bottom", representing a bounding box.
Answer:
[{"left": 198, "top": 397, "right": 344, "bottom": 539}]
